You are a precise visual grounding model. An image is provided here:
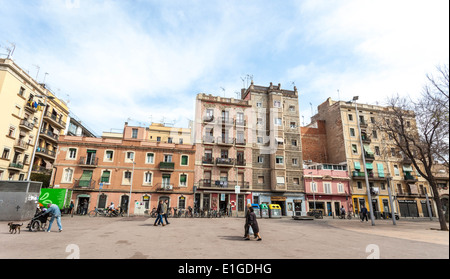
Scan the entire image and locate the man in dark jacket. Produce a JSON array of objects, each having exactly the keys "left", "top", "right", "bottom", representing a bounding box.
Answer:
[
  {"left": 154, "top": 200, "right": 165, "bottom": 226},
  {"left": 361, "top": 205, "right": 368, "bottom": 222}
]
